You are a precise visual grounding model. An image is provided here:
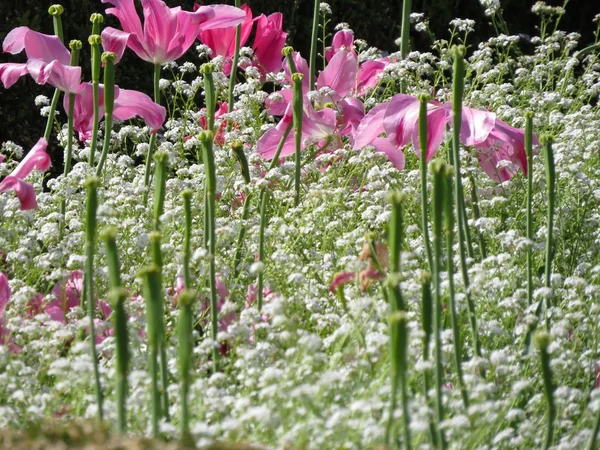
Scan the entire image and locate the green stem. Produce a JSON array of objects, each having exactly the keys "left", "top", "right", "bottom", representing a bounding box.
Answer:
[
  {"left": 43, "top": 5, "right": 65, "bottom": 142},
  {"left": 400, "top": 0, "right": 412, "bottom": 57},
  {"left": 200, "top": 131, "right": 219, "bottom": 371},
  {"left": 308, "top": 0, "right": 319, "bottom": 91},
  {"left": 177, "top": 290, "right": 195, "bottom": 438},
  {"left": 153, "top": 151, "right": 168, "bottom": 232},
  {"left": 143, "top": 64, "right": 162, "bottom": 200},
  {"left": 417, "top": 94, "right": 434, "bottom": 273},
  {"left": 443, "top": 169, "right": 469, "bottom": 410},
  {"left": 431, "top": 160, "right": 448, "bottom": 450},
  {"left": 233, "top": 192, "right": 252, "bottom": 279},
  {"left": 469, "top": 173, "right": 487, "bottom": 260},
  {"left": 95, "top": 52, "right": 116, "bottom": 177},
  {"left": 451, "top": 46, "right": 482, "bottom": 359},
  {"left": 141, "top": 266, "right": 164, "bottom": 436},
  {"left": 84, "top": 176, "right": 104, "bottom": 422},
  {"left": 88, "top": 34, "right": 102, "bottom": 167},
  {"left": 525, "top": 112, "right": 534, "bottom": 308},
  {"left": 226, "top": 0, "right": 242, "bottom": 133},
  {"left": 535, "top": 332, "right": 555, "bottom": 450},
  {"left": 543, "top": 137, "right": 556, "bottom": 330},
  {"left": 257, "top": 188, "right": 269, "bottom": 312},
  {"left": 292, "top": 73, "right": 304, "bottom": 206},
  {"left": 182, "top": 190, "right": 193, "bottom": 290},
  {"left": 587, "top": 403, "right": 600, "bottom": 450}
]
